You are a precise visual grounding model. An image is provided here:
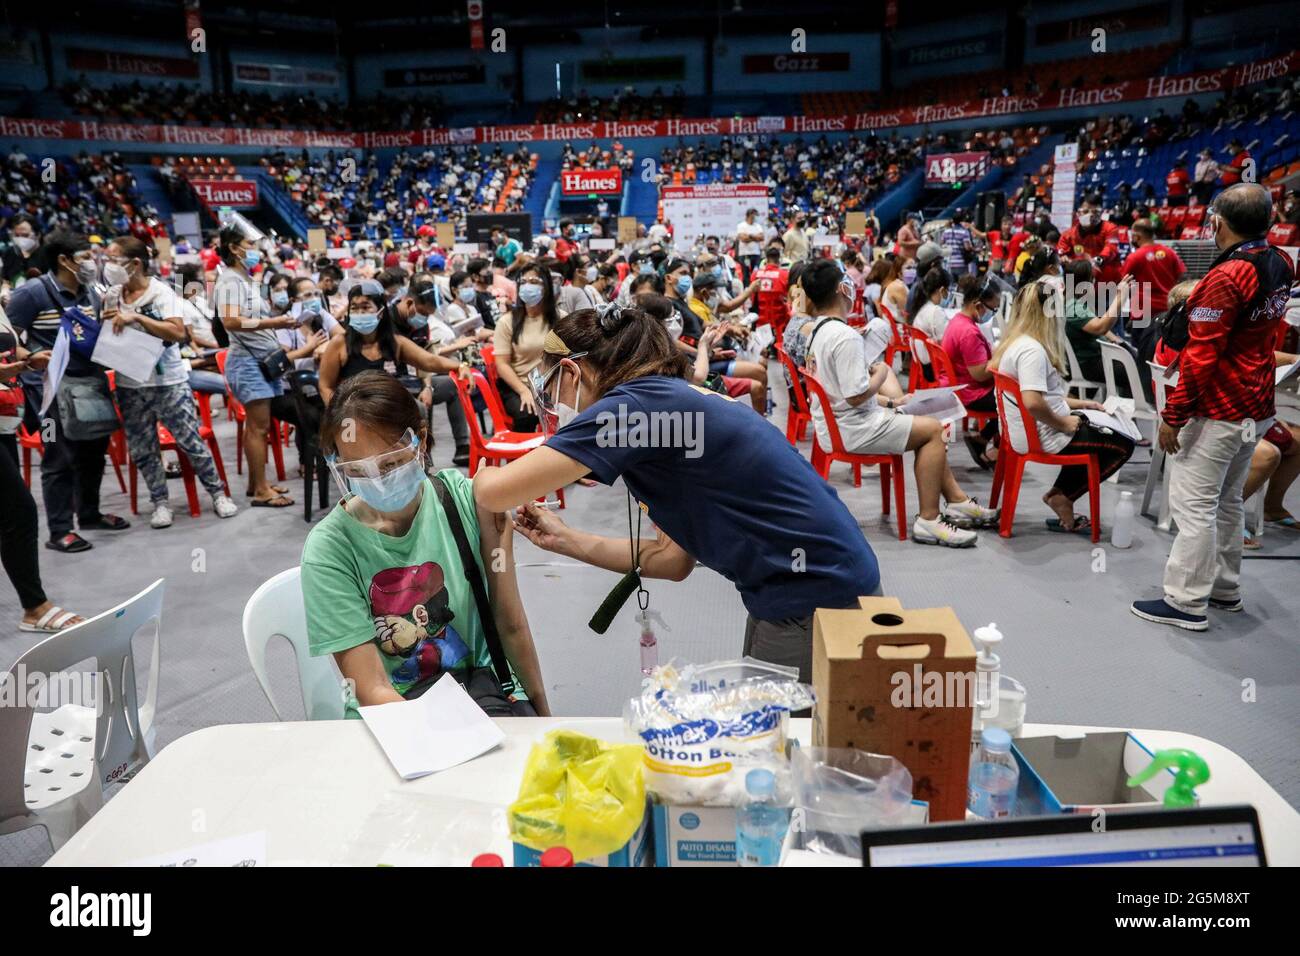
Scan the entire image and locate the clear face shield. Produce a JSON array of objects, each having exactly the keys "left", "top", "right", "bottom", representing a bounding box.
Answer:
[
  {"left": 325, "top": 428, "right": 425, "bottom": 510},
  {"left": 528, "top": 353, "right": 587, "bottom": 436}
]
